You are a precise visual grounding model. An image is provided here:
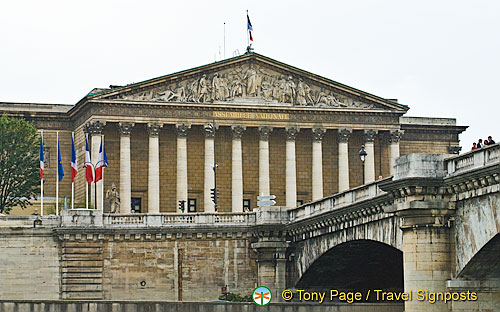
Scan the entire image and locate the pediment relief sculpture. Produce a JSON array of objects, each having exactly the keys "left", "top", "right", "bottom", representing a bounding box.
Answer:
[{"left": 113, "top": 64, "right": 378, "bottom": 109}]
